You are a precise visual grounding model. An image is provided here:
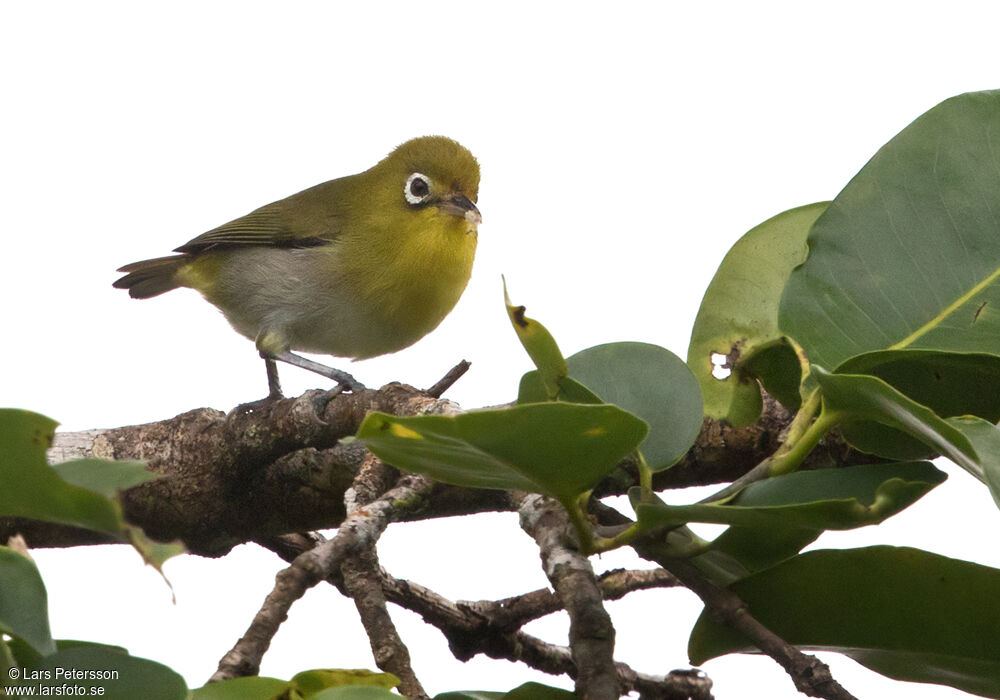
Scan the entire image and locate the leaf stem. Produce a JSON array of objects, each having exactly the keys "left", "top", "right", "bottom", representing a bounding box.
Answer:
[
  {"left": 783, "top": 387, "right": 821, "bottom": 448},
  {"left": 593, "top": 522, "right": 643, "bottom": 553},
  {"left": 562, "top": 496, "right": 596, "bottom": 555},
  {"left": 698, "top": 388, "right": 831, "bottom": 503},
  {"left": 636, "top": 450, "right": 653, "bottom": 493},
  {"left": 768, "top": 404, "right": 838, "bottom": 477}
]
